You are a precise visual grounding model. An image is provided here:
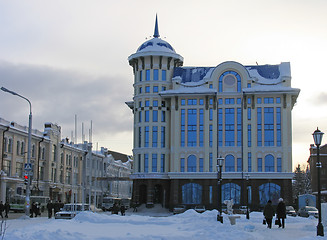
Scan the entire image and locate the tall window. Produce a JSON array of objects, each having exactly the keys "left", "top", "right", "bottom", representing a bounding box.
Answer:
[
  {"left": 209, "top": 125, "right": 213, "bottom": 147},
  {"left": 182, "top": 183, "right": 202, "bottom": 204},
  {"left": 146, "top": 69, "right": 150, "bottom": 81},
  {"left": 258, "top": 158, "right": 262, "bottom": 172},
  {"left": 153, "top": 110, "right": 158, "bottom": 122},
  {"left": 237, "top": 158, "right": 242, "bottom": 172},
  {"left": 138, "top": 154, "right": 141, "bottom": 172},
  {"left": 277, "top": 157, "right": 282, "bottom": 172},
  {"left": 8, "top": 139, "right": 13, "bottom": 153},
  {"left": 199, "top": 158, "right": 203, "bottom": 172},
  {"left": 248, "top": 124, "right": 251, "bottom": 147},
  {"left": 187, "top": 109, "right": 197, "bottom": 146},
  {"left": 181, "top": 109, "right": 185, "bottom": 147},
  {"left": 209, "top": 153, "right": 213, "bottom": 172},
  {"left": 162, "top": 70, "right": 166, "bottom": 81},
  {"left": 225, "top": 155, "right": 235, "bottom": 172},
  {"left": 144, "top": 154, "right": 148, "bottom": 172},
  {"left": 264, "top": 107, "right": 274, "bottom": 146},
  {"left": 161, "top": 126, "right": 165, "bottom": 148},
  {"left": 180, "top": 158, "right": 185, "bottom": 172},
  {"left": 153, "top": 69, "right": 159, "bottom": 80},
  {"left": 16, "top": 141, "right": 20, "bottom": 155},
  {"left": 199, "top": 109, "right": 204, "bottom": 147},
  {"left": 259, "top": 183, "right": 280, "bottom": 205},
  {"left": 145, "top": 110, "right": 149, "bottom": 122},
  {"left": 52, "top": 144, "right": 57, "bottom": 162},
  {"left": 152, "top": 126, "right": 158, "bottom": 147},
  {"left": 138, "top": 127, "right": 142, "bottom": 148},
  {"left": 144, "top": 127, "right": 149, "bottom": 147},
  {"left": 161, "top": 111, "right": 166, "bottom": 122},
  {"left": 225, "top": 108, "right": 235, "bottom": 146},
  {"left": 265, "top": 154, "right": 274, "bottom": 172},
  {"left": 277, "top": 107, "right": 281, "bottom": 146},
  {"left": 257, "top": 108, "right": 262, "bottom": 146},
  {"left": 20, "top": 142, "right": 25, "bottom": 155},
  {"left": 222, "top": 183, "right": 241, "bottom": 204},
  {"left": 139, "top": 70, "right": 142, "bottom": 81},
  {"left": 218, "top": 109, "right": 223, "bottom": 146},
  {"left": 187, "top": 155, "right": 196, "bottom": 172},
  {"left": 248, "top": 152, "right": 252, "bottom": 172},
  {"left": 161, "top": 154, "right": 165, "bottom": 172},
  {"left": 152, "top": 154, "right": 157, "bottom": 172},
  {"left": 237, "top": 108, "right": 242, "bottom": 146}
]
